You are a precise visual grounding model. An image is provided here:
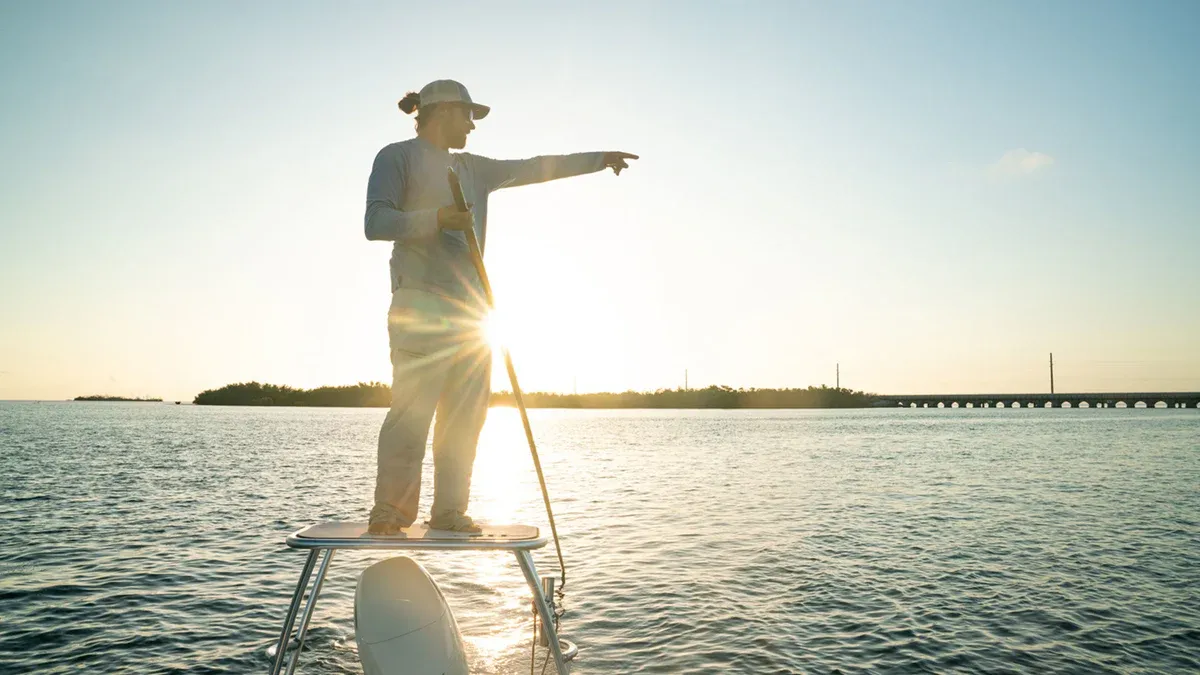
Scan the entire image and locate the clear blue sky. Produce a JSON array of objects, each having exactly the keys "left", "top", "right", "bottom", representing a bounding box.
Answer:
[{"left": 1, "top": 0, "right": 1197, "bottom": 401}]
